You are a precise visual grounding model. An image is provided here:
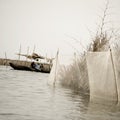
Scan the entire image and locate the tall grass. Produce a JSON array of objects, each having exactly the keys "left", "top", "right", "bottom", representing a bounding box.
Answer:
[{"left": 58, "top": 1, "right": 120, "bottom": 94}]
